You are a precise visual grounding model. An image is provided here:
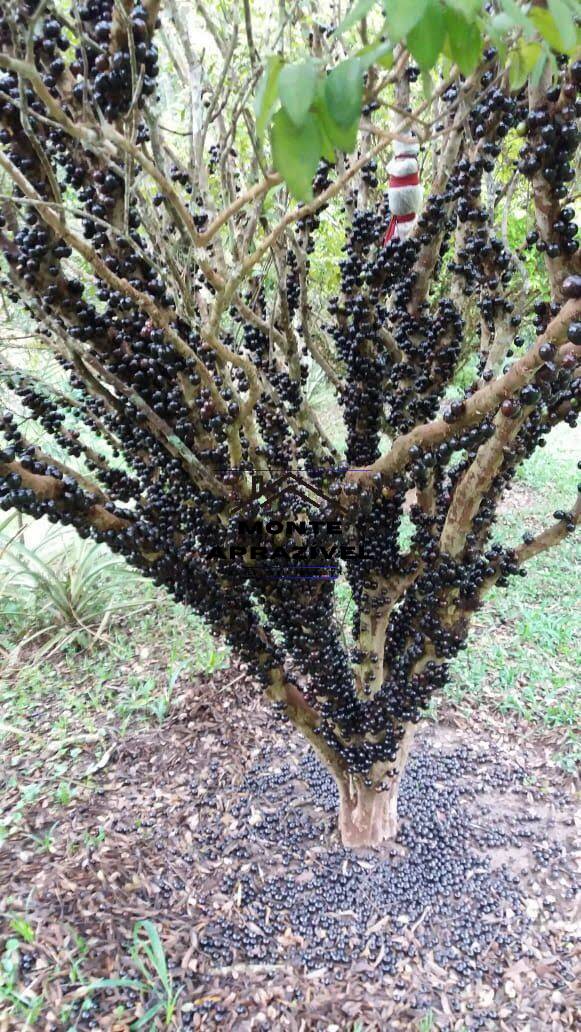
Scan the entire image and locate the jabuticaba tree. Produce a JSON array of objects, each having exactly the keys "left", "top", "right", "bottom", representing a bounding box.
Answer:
[{"left": 0, "top": 2, "right": 579, "bottom": 847}]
